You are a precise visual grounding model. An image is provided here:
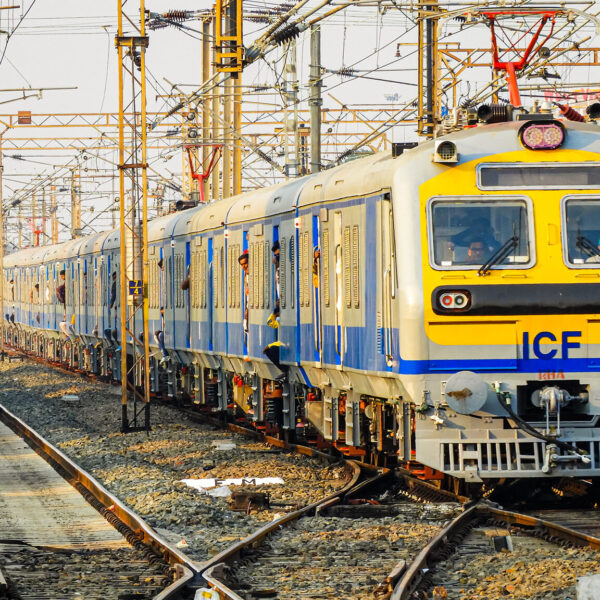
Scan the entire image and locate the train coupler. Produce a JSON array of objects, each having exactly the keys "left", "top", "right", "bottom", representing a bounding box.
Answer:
[{"left": 542, "top": 443, "right": 591, "bottom": 474}]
